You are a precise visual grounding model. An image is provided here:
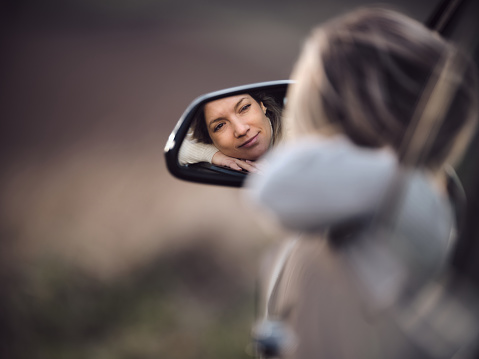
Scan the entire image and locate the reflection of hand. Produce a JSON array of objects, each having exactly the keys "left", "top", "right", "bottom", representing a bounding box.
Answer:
[{"left": 212, "top": 151, "right": 261, "bottom": 173}]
